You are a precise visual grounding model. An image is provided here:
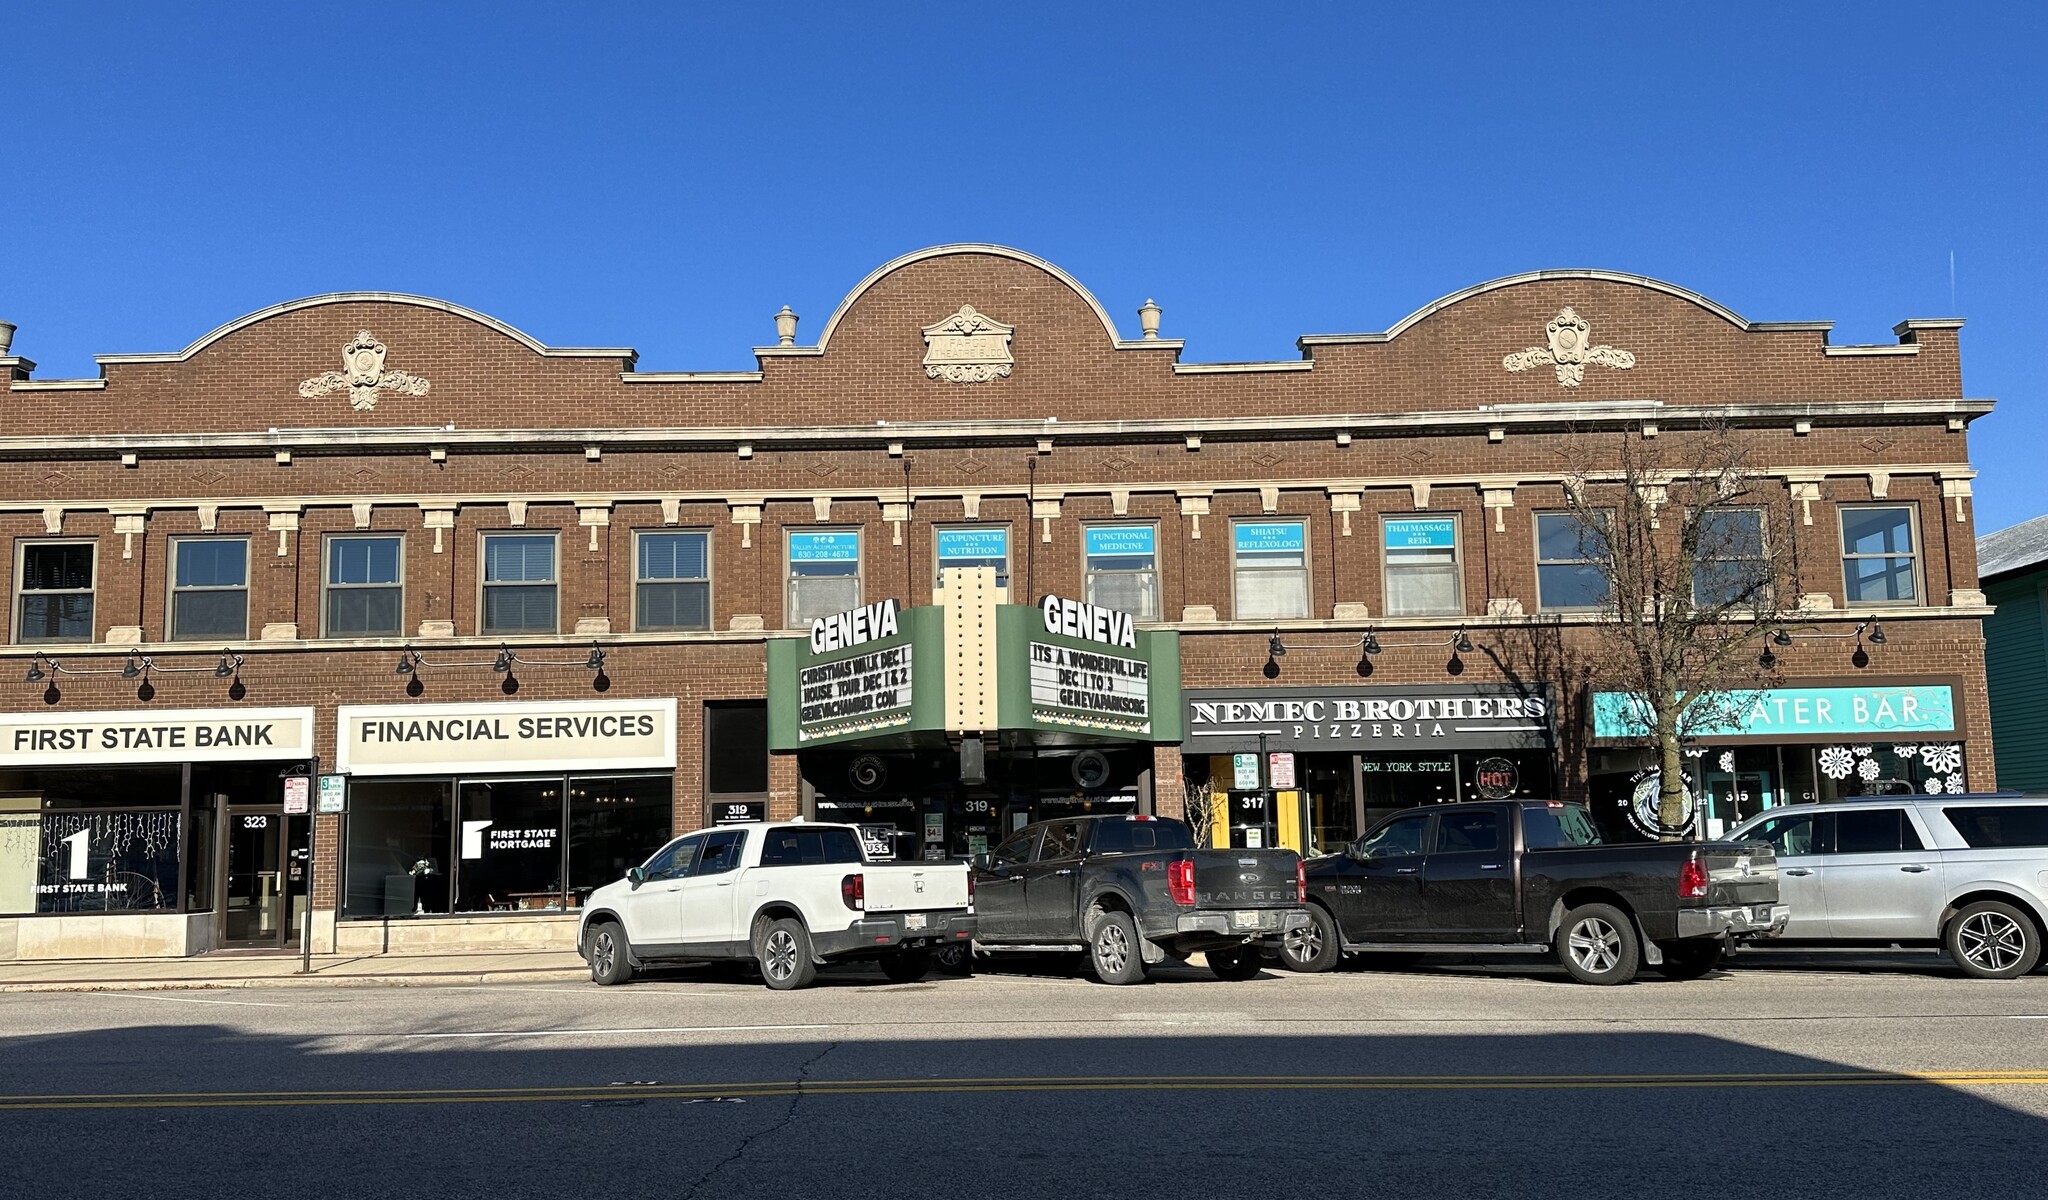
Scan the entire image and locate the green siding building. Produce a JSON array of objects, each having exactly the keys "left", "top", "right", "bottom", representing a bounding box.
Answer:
[{"left": 1980, "top": 514, "right": 2048, "bottom": 793}]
